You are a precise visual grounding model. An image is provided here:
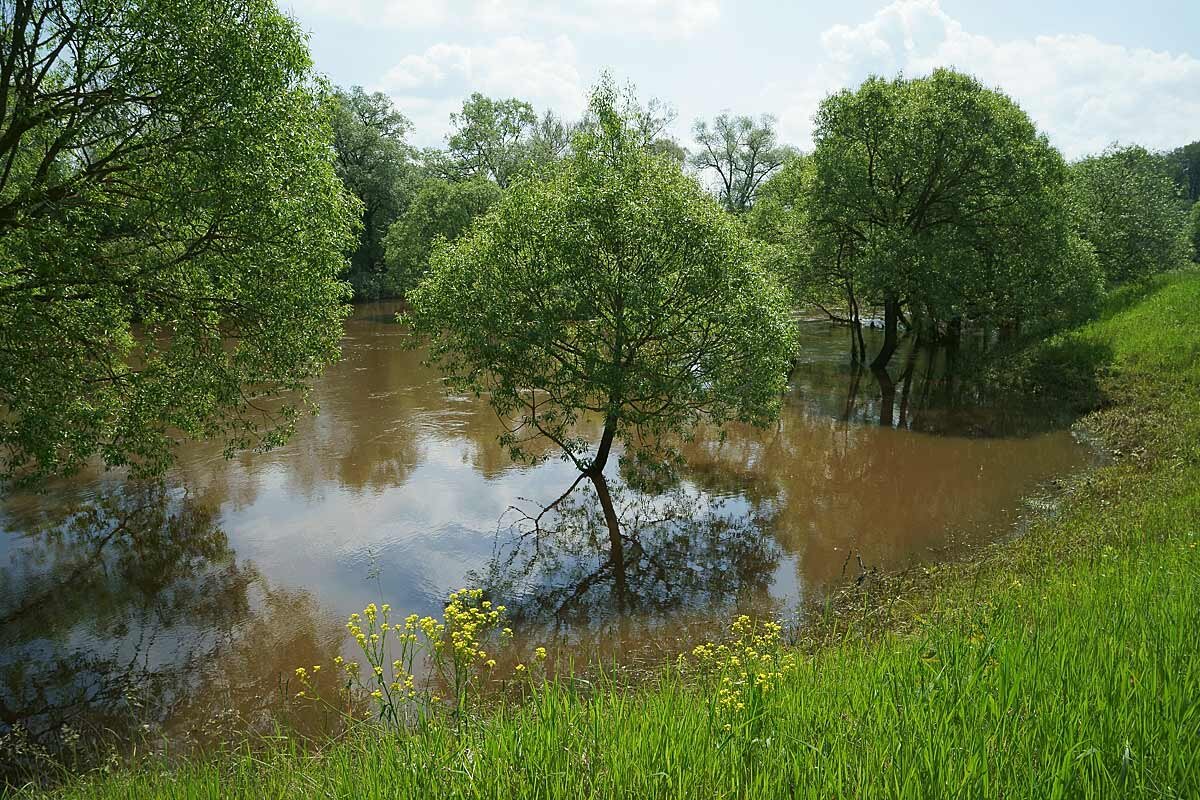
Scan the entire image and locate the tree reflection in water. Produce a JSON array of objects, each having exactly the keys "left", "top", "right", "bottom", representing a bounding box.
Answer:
[
  {"left": 469, "top": 474, "right": 784, "bottom": 666},
  {"left": 0, "top": 484, "right": 345, "bottom": 783}
]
